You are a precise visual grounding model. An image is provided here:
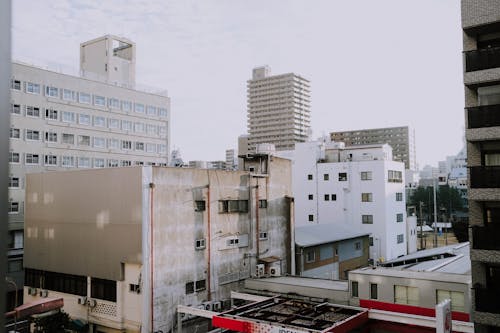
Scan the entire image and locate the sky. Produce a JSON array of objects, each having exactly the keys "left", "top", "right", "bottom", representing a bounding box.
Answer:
[{"left": 12, "top": 1, "right": 464, "bottom": 168}]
